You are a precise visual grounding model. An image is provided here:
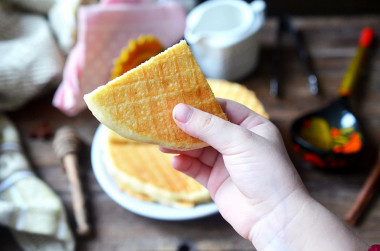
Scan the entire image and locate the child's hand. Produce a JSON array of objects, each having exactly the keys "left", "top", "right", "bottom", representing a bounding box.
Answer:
[
  {"left": 160, "top": 99, "right": 367, "bottom": 251},
  {"left": 161, "top": 99, "right": 306, "bottom": 239}
]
